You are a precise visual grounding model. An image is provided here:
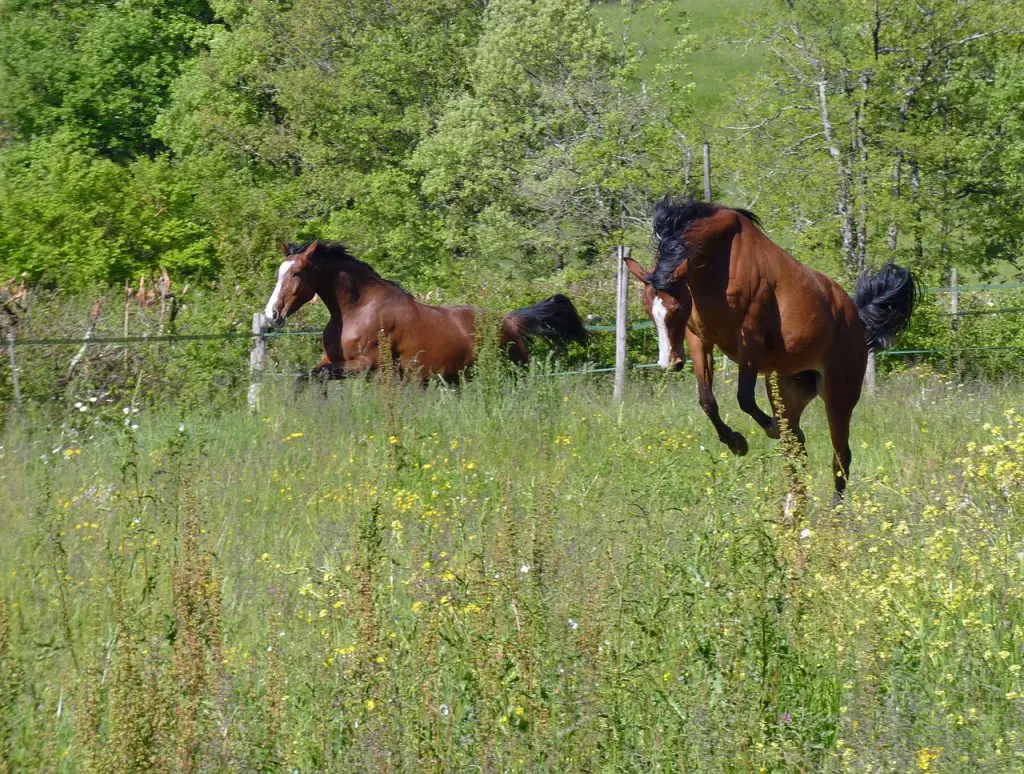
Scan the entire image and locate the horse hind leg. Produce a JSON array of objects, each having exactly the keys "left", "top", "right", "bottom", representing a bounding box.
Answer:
[
  {"left": 500, "top": 334, "right": 530, "bottom": 367},
  {"left": 498, "top": 323, "right": 530, "bottom": 367},
  {"left": 820, "top": 369, "right": 861, "bottom": 506},
  {"left": 767, "top": 371, "right": 818, "bottom": 520},
  {"left": 769, "top": 371, "right": 817, "bottom": 450}
]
